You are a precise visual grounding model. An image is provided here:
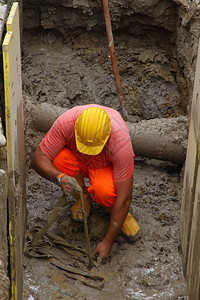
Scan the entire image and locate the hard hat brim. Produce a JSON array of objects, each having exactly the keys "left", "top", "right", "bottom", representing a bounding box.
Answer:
[{"left": 76, "top": 137, "right": 108, "bottom": 155}]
